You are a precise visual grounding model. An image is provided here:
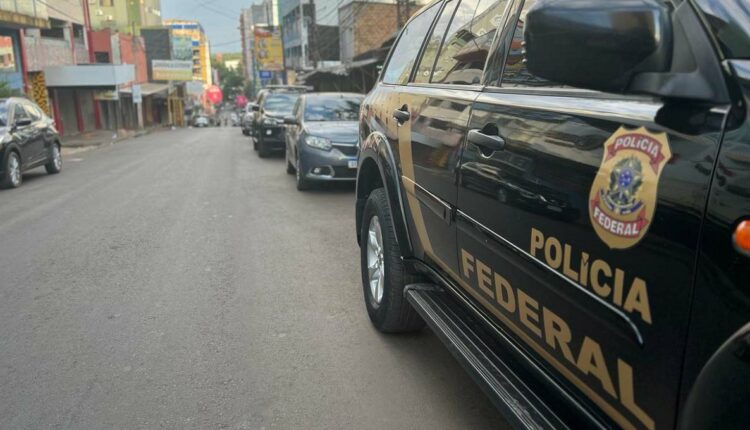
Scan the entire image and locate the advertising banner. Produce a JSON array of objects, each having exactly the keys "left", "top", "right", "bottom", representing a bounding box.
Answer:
[
  {"left": 253, "top": 27, "right": 284, "bottom": 72},
  {"left": 152, "top": 60, "right": 193, "bottom": 81},
  {"left": 172, "top": 36, "right": 193, "bottom": 61}
]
